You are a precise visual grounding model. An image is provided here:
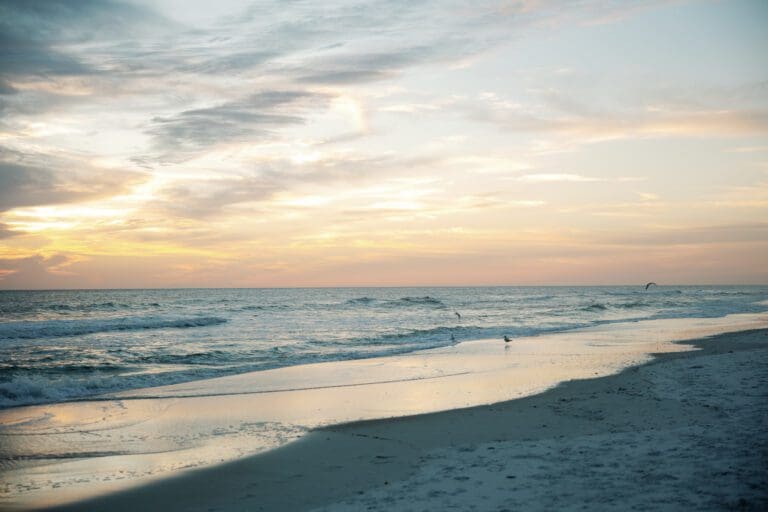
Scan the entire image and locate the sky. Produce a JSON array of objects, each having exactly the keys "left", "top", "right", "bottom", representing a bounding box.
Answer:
[{"left": 0, "top": 0, "right": 766, "bottom": 288}]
